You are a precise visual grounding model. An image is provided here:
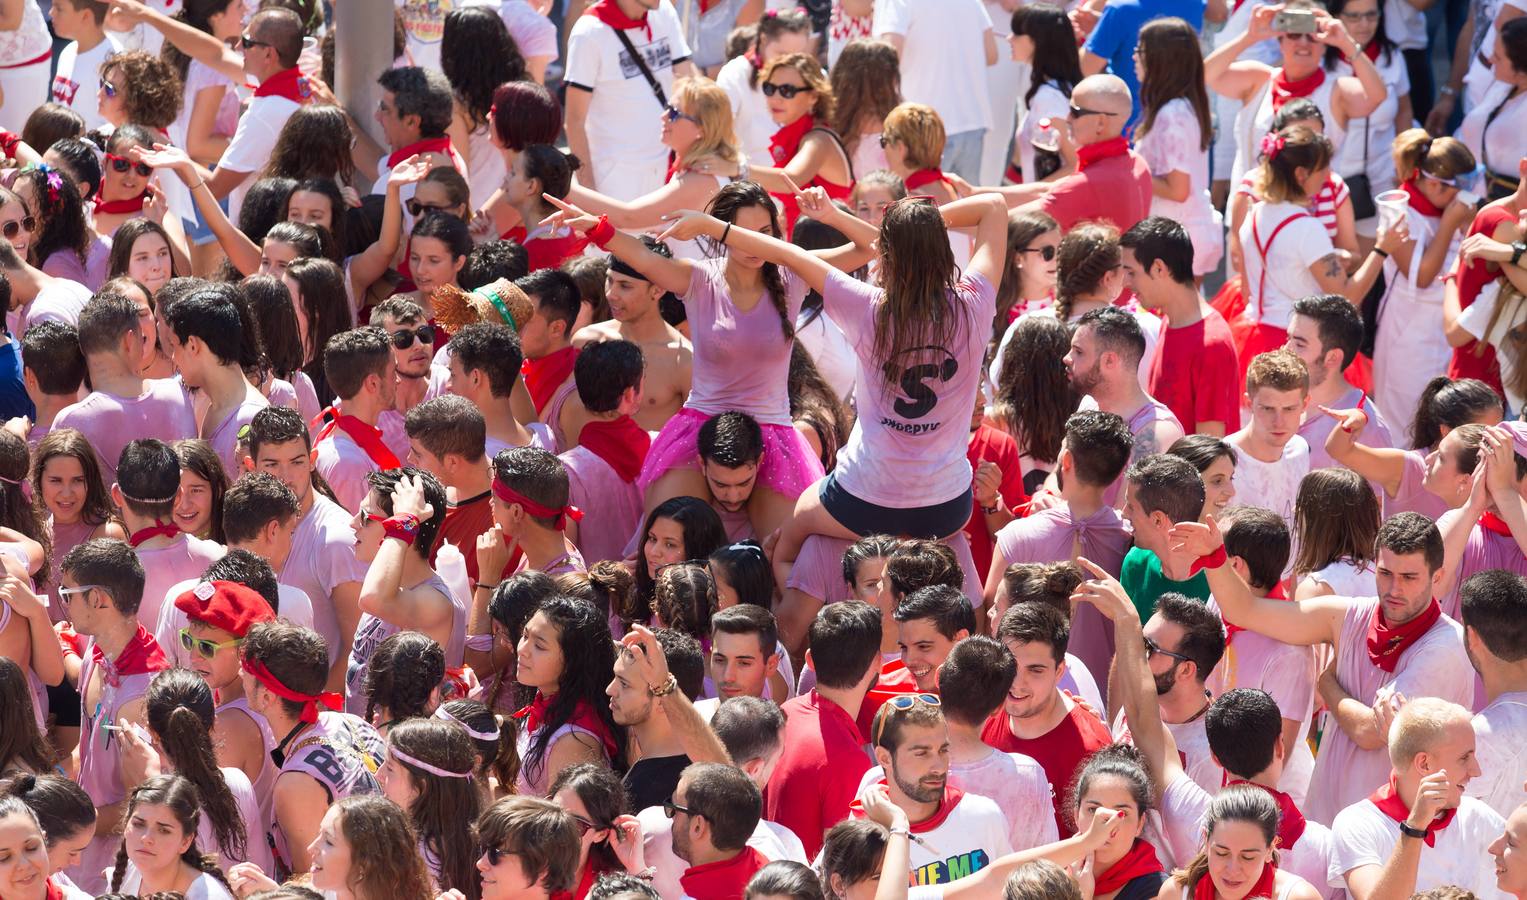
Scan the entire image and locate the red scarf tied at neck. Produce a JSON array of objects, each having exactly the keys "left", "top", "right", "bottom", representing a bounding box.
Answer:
[
  {"left": 1226, "top": 779, "right": 1306, "bottom": 850},
  {"left": 94, "top": 192, "right": 148, "bottom": 215},
  {"left": 578, "top": 416, "right": 651, "bottom": 484},
  {"left": 241, "top": 657, "right": 342, "bottom": 723},
  {"left": 522, "top": 345, "right": 579, "bottom": 413},
  {"left": 128, "top": 522, "right": 181, "bottom": 548},
  {"left": 1077, "top": 136, "right": 1130, "bottom": 171},
  {"left": 253, "top": 66, "right": 311, "bottom": 103},
  {"left": 387, "top": 135, "right": 455, "bottom": 171},
  {"left": 1402, "top": 177, "right": 1446, "bottom": 217},
  {"left": 513, "top": 691, "right": 619, "bottom": 760},
  {"left": 1479, "top": 509, "right": 1519, "bottom": 540},
  {"left": 92, "top": 625, "right": 169, "bottom": 689},
  {"left": 1224, "top": 582, "right": 1288, "bottom": 641},
  {"left": 1370, "top": 773, "right": 1457, "bottom": 846},
  {"left": 770, "top": 114, "right": 816, "bottom": 167},
  {"left": 904, "top": 168, "right": 950, "bottom": 191},
  {"left": 311, "top": 408, "right": 402, "bottom": 471},
  {"left": 1093, "top": 839, "right": 1164, "bottom": 897},
  {"left": 1366, "top": 597, "right": 1442, "bottom": 672},
  {"left": 1270, "top": 67, "right": 1327, "bottom": 113},
  {"left": 585, "top": 0, "right": 651, "bottom": 41},
  {"left": 679, "top": 846, "right": 770, "bottom": 900},
  {"left": 1193, "top": 862, "right": 1277, "bottom": 900}
]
